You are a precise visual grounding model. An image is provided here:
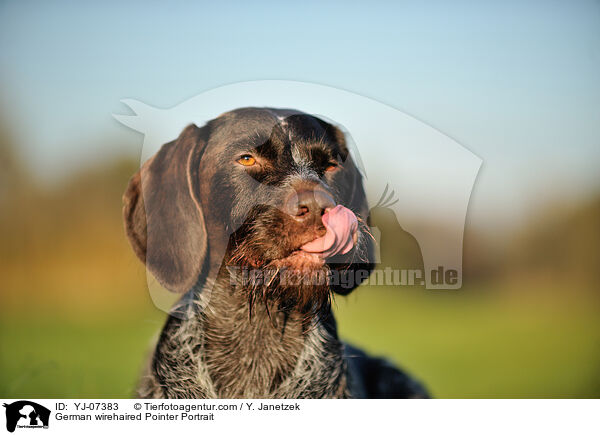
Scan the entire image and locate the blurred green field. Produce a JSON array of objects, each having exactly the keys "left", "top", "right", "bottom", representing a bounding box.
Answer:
[
  {"left": 335, "top": 286, "right": 600, "bottom": 398},
  {"left": 2, "top": 284, "right": 598, "bottom": 398}
]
